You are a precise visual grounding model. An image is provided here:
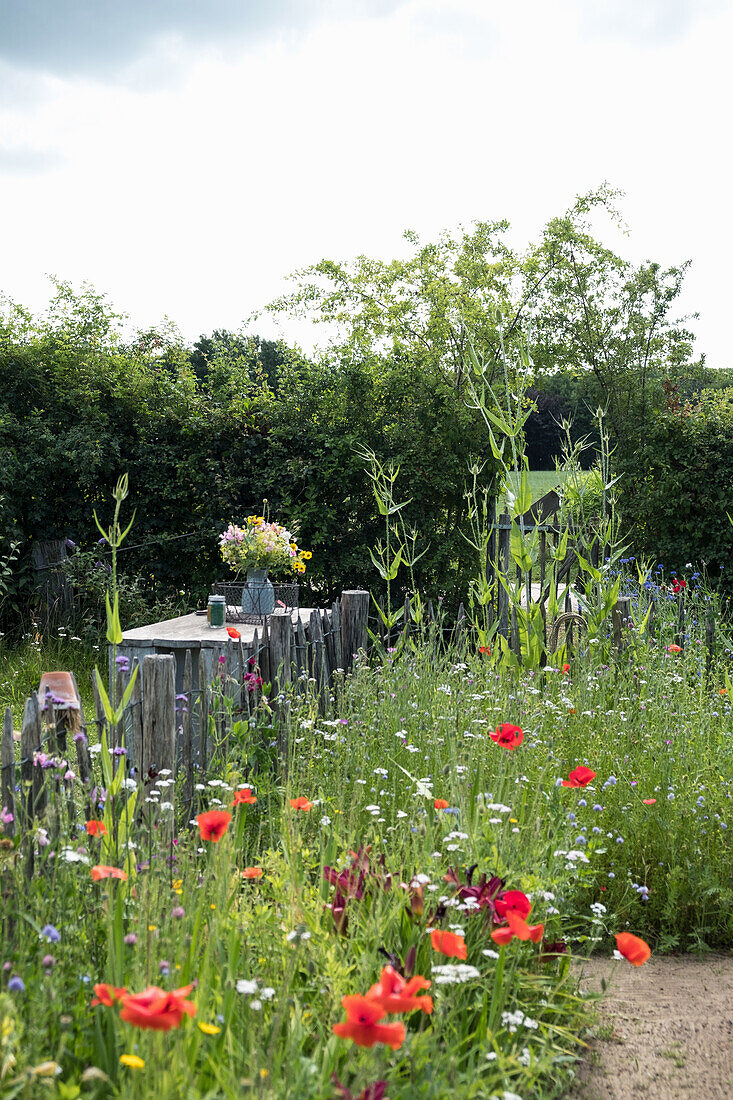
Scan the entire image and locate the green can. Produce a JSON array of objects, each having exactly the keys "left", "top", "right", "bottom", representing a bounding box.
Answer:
[{"left": 208, "top": 594, "right": 226, "bottom": 628}]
